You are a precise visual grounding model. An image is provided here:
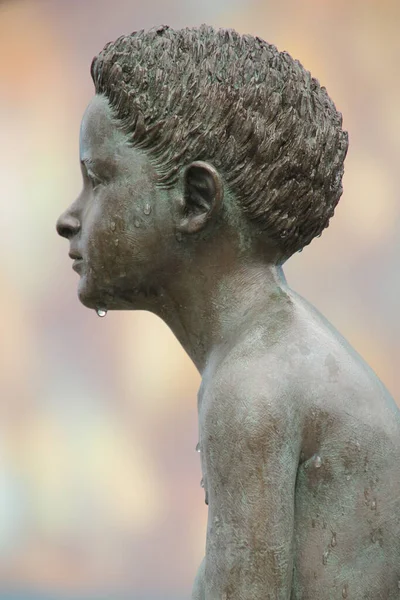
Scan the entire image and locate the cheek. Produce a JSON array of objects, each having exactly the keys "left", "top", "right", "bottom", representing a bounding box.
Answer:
[
  {"left": 108, "top": 183, "right": 162, "bottom": 263},
  {"left": 79, "top": 190, "right": 123, "bottom": 275},
  {"left": 83, "top": 193, "right": 139, "bottom": 271},
  {"left": 82, "top": 182, "right": 169, "bottom": 282}
]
